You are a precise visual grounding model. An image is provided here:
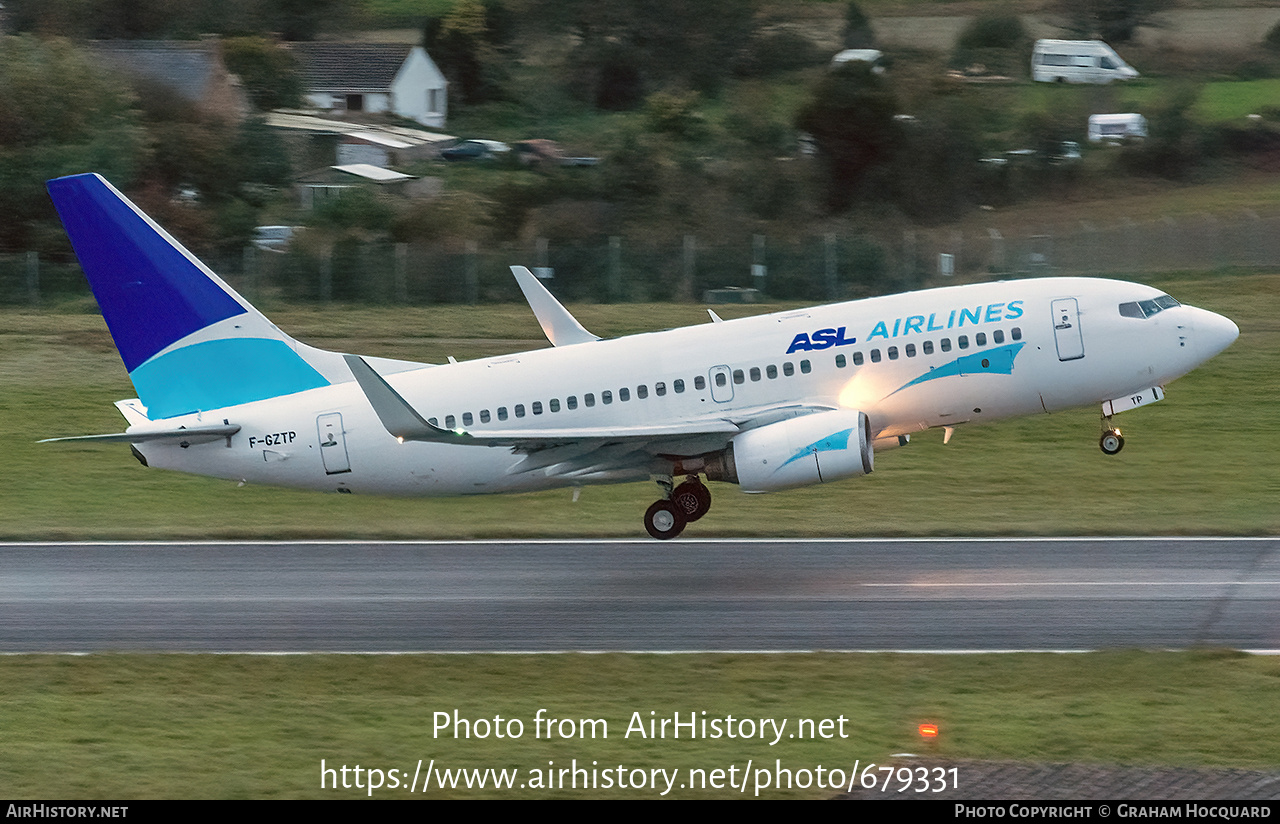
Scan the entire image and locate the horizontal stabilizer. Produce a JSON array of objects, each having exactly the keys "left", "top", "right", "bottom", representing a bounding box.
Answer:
[
  {"left": 41, "top": 423, "right": 240, "bottom": 446},
  {"left": 511, "top": 266, "right": 600, "bottom": 347}
]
